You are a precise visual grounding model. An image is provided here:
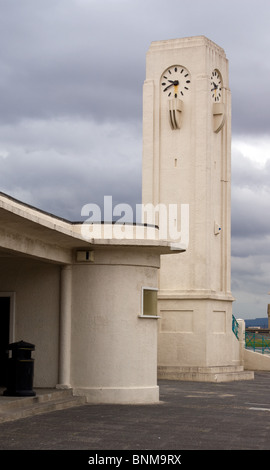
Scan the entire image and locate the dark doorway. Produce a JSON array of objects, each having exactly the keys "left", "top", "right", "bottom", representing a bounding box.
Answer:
[{"left": 0, "top": 297, "right": 10, "bottom": 387}]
